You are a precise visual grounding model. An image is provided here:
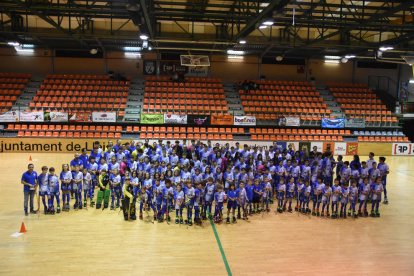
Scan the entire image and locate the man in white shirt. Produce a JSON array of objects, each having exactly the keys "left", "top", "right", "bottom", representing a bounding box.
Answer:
[{"left": 366, "top": 152, "right": 377, "bottom": 170}]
